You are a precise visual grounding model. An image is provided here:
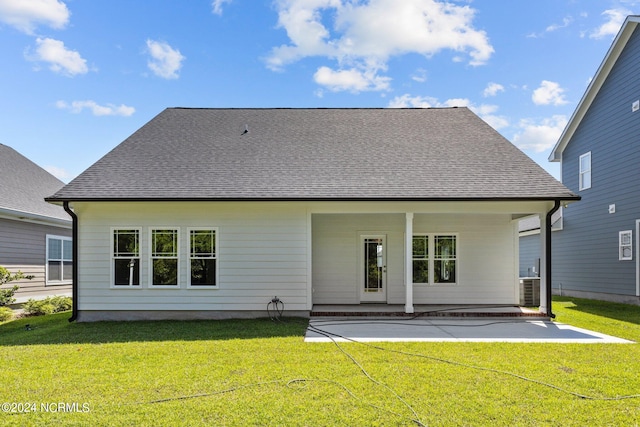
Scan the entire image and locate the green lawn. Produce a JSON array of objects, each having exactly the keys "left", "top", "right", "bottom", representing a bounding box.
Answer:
[{"left": 2, "top": 297, "right": 640, "bottom": 426}]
